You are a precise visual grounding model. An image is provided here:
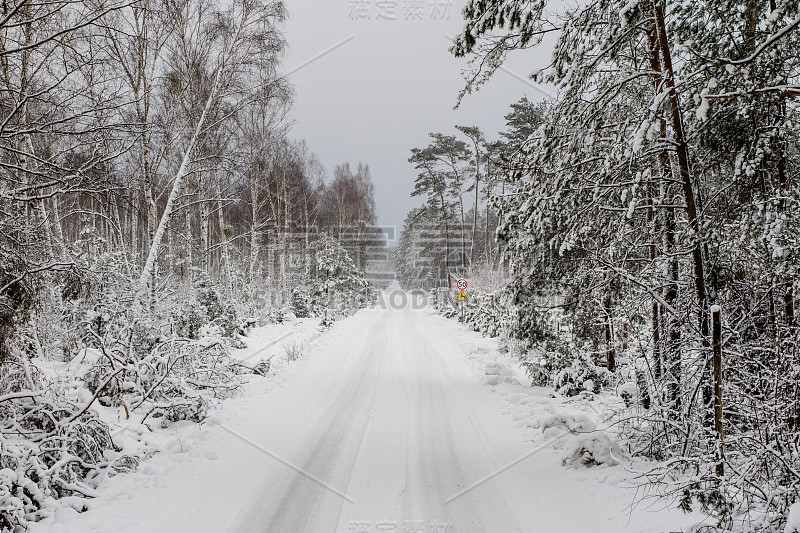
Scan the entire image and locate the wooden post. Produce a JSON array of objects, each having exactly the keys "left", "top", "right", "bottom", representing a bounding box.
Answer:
[{"left": 711, "top": 305, "right": 723, "bottom": 475}]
